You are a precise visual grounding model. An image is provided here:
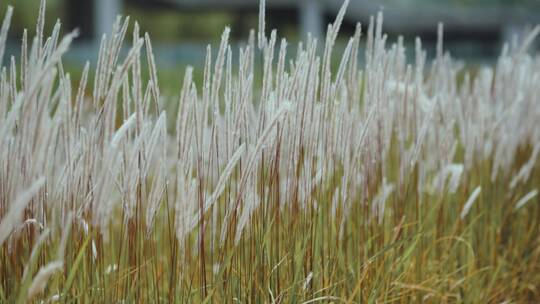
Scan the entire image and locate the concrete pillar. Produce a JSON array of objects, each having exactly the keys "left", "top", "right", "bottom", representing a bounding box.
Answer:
[
  {"left": 299, "top": 0, "right": 324, "bottom": 39},
  {"left": 502, "top": 24, "right": 523, "bottom": 48},
  {"left": 94, "top": 0, "right": 122, "bottom": 38}
]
